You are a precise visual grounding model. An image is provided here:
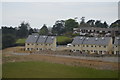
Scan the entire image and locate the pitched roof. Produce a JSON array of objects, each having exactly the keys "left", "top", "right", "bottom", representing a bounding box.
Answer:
[
  {"left": 83, "top": 37, "right": 111, "bottom": 46},
  {"left": 114, "top": 37, "right": 120, "bottom": 46},
  {"left": 72, "top": 36, "right": 85, "bottom": 45},
  {"left": 45, "top": 36, "right": 55, "bottom": 44},
  {"left": 26, "top": 33, "right": 39, "bottom": 43},
  {"left": 72, "top": 36, "right": 112, "bottom": 46},
  {"left": 36, "top": 36, "right": 47, "bottom": 43},
  {"left": 26, "top": 34, "right": 56, "bottom": 44}
]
